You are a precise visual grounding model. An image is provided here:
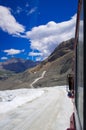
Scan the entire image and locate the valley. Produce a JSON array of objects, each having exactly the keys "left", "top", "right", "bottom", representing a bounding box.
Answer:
[{"left": 0, "top": 38, "right": 74, "bottom": 90}]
